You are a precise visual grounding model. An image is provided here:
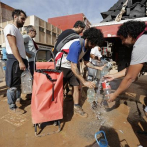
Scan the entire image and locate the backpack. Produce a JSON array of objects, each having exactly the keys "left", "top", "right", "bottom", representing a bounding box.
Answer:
[
  {"left": 53, "top": 33, "right": 84, "bottom": 56},
  {"left": 54, "top": 34, "right": 85, "bottom": 70}
]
